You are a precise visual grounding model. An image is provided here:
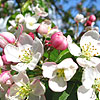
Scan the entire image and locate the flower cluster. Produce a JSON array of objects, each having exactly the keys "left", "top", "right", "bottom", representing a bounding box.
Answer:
[{"left": 0, "top": 1, "right": 100, "bottom": 100}]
